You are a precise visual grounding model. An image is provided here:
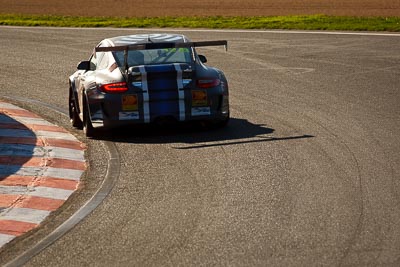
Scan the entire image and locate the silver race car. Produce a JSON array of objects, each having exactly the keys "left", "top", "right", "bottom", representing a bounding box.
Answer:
[{"left": 68, "top": 34, "right": 230, "bottom": 137}]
